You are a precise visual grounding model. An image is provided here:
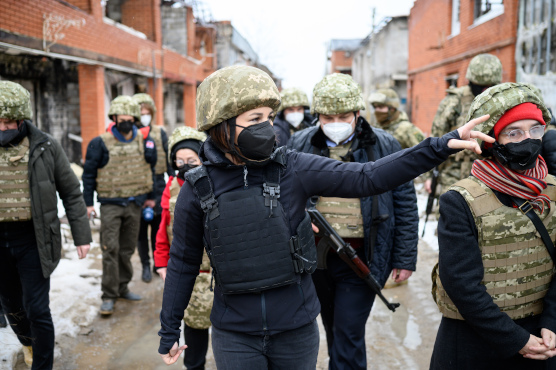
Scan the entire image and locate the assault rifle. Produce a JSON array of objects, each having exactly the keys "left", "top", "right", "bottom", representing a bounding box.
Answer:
[
  {"left": 422, "top": 167, "right": 439, "bottom": 237},
  {"left": 307, "top": 207, "right": 400, "bottom": 312}
]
